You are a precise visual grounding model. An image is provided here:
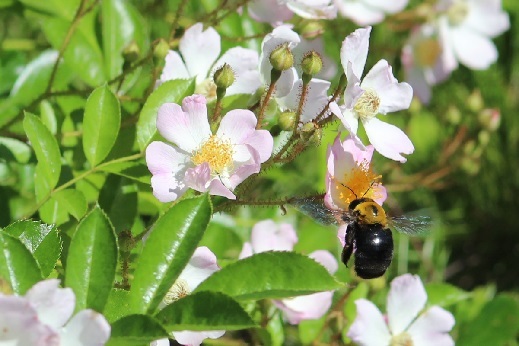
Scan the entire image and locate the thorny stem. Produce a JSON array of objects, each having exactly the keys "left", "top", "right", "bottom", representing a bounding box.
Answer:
[
  {"left": 315, "top": 74, "right": 347, "bottom": 124},
  {"left": 256, "top": 76, "right": 278, "bottom": 129},
  {"left": 214, "top": 197, "right": 289, "bottom": 213},
  {"left": 294, "top": 79, "right": 310, "bottom": 132}
]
